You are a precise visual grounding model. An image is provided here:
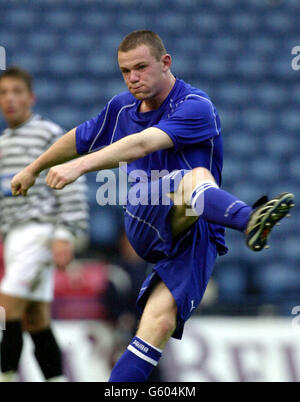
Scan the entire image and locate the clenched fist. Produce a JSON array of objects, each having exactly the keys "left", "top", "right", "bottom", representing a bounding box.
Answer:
[
  {"left": 11, "top": 168, "right": 37, "bottom": 196},
  {"left": 46, "top": 161, "right": 82, "bottom": 190}
]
